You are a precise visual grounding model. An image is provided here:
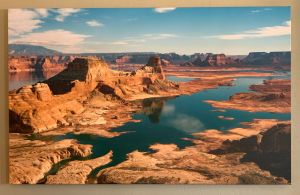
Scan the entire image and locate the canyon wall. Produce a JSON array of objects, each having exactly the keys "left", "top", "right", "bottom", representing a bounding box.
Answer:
[
  {"left": 243, "top": 52, "right": 291, "bottom": 66},
  {"left": 8, "top": 56, "right": 76, "bottom": 72}
]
